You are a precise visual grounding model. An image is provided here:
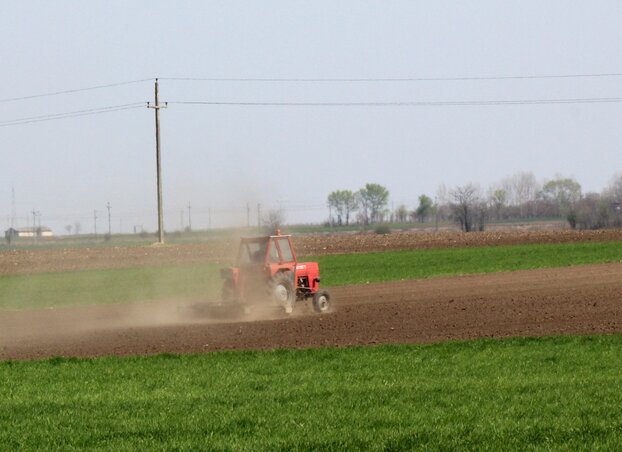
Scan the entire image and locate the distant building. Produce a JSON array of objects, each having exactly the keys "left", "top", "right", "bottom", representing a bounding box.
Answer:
[{"left": 5, "top": 227, "right": 54, "bottom": 241}]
